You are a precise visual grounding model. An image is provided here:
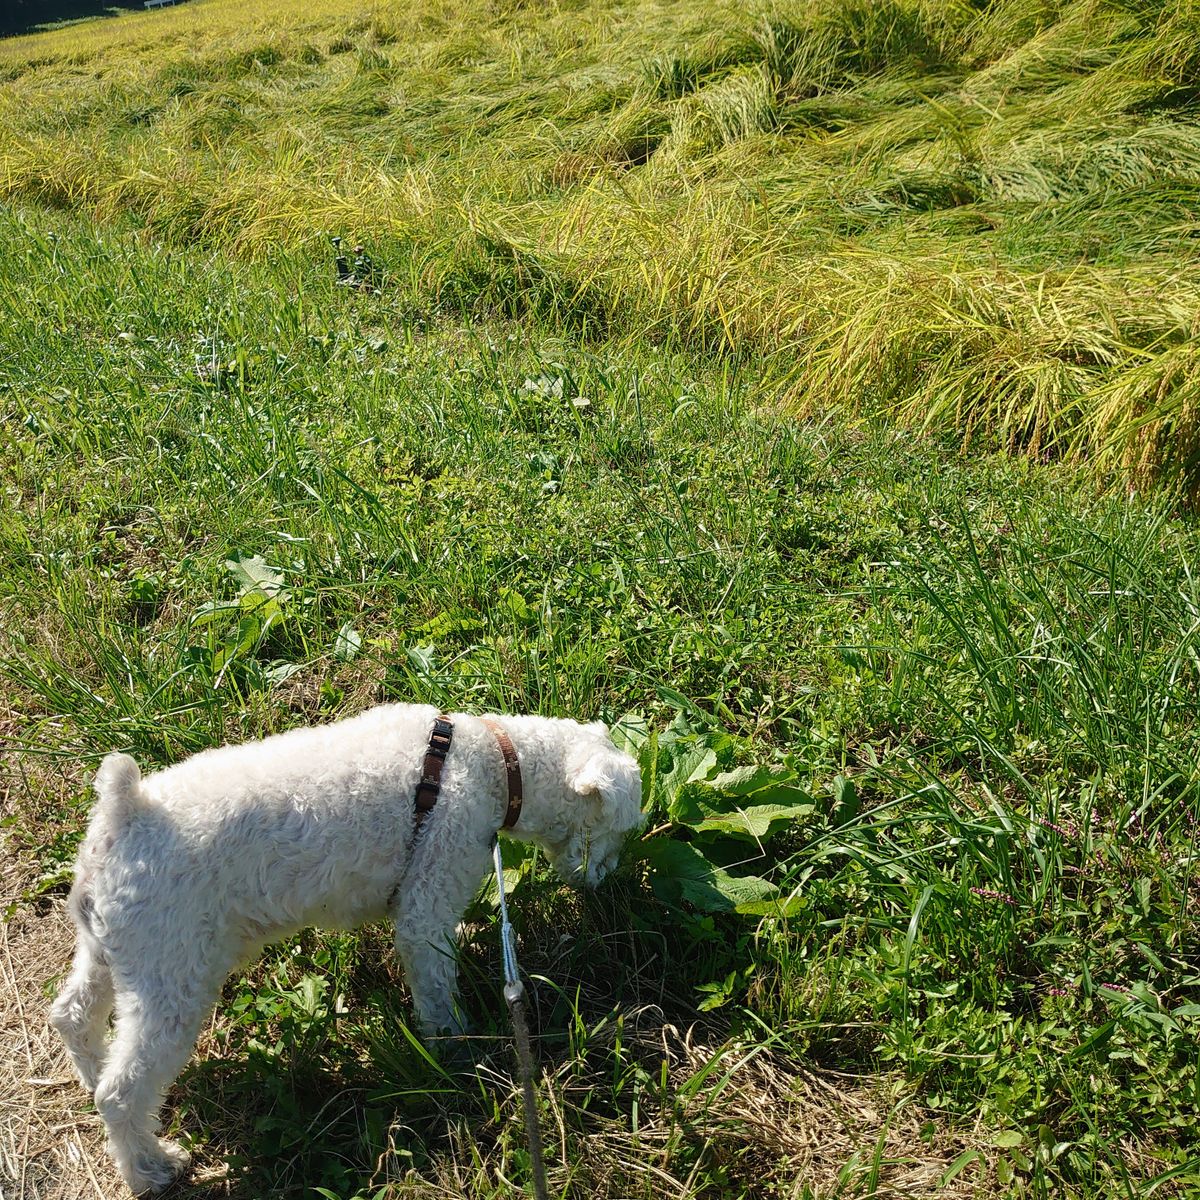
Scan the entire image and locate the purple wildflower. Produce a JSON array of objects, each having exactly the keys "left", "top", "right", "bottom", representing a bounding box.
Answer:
[
  {"left": 970, "top": 886, "right": 1017, "bottom": 906},
  {"left": 1035, "top": 815, "right": 1079, "bottom": 840}
]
